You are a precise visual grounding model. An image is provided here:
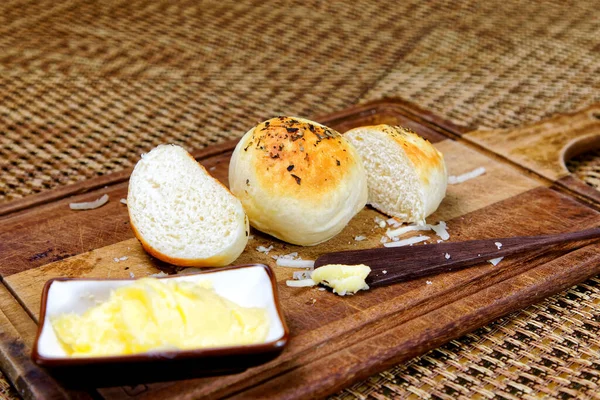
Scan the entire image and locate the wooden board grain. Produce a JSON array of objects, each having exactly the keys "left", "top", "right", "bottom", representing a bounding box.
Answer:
[
  {"left": 1, "top": 100, "right": 600, "bottom": 399},
  {"left": 464, "top": 104, "right": 600, "bottom": 205},
  {"left": 0, "top": 285, "right": 91, "bottom": 400}
]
